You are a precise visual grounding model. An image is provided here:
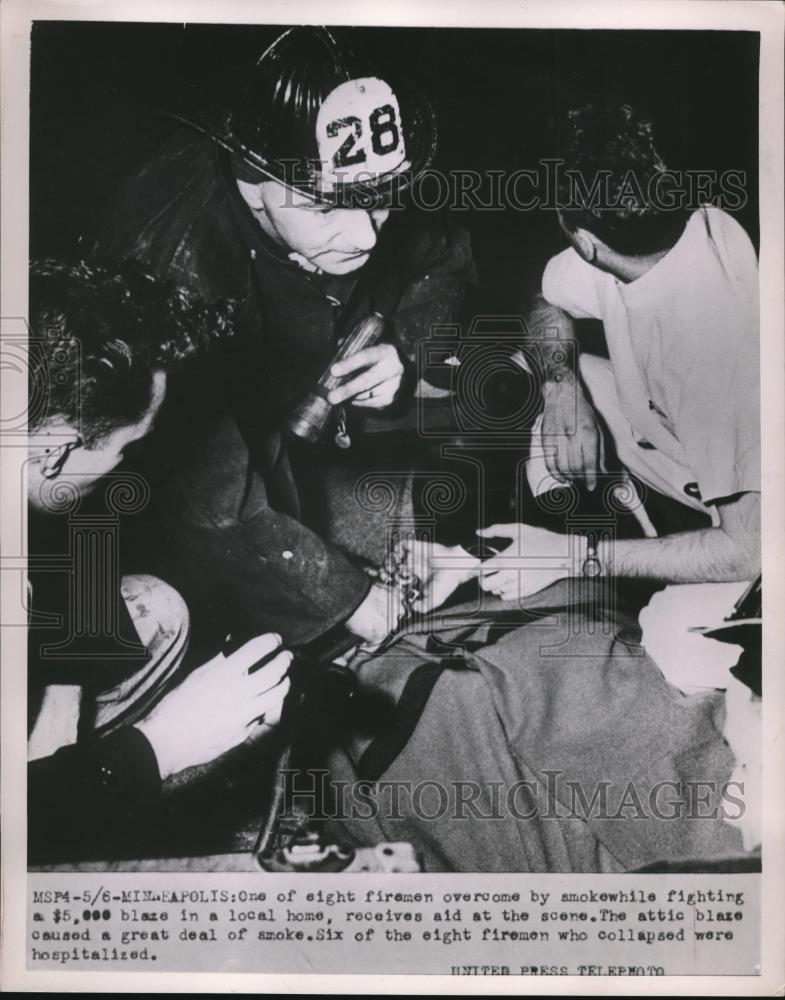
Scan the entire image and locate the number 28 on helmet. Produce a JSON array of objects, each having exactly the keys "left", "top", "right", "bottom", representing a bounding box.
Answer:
[{"left": 185, "top": 26, "right": 437, "bottom": 209}]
